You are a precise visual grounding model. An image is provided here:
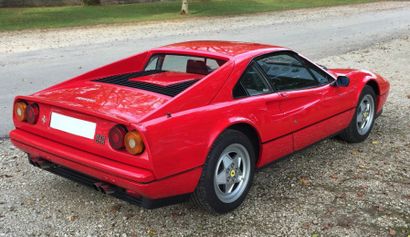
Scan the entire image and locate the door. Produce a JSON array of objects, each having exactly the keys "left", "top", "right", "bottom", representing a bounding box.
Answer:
[
  {"left": 231, "top": 62, "right": 293, "bottom": 166},
  {"left": 254, "top": 51, "right": 340, "bottom": 151}
]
